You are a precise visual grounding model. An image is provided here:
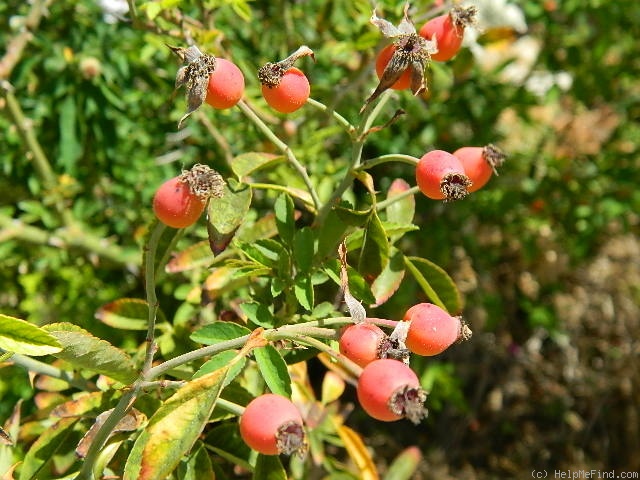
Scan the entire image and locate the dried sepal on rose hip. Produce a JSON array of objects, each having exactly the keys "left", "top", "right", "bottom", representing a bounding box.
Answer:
[
  {"left": 356, "top": 359, "right": 428, "bottom": 424},
  {"left": 168, "top": 44, "right": 245, "bottom": 127},
  {"left": 258, "top": 46, "right": 315, "bottom": 113},
  {"left": 239, "top": 393, "right": 306, "bottom": 456},
  {"left": 362, "top": 3, "right": 438, "bottom": 113},
  {"left": 153, "top": 164, "right": 225, "bottom": 229},
  {"left": 453, "top": 144, "right": 506, "bottom": 192},
  {"left": 419, "top": 5, "right": 478, "bottom": 62}
]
